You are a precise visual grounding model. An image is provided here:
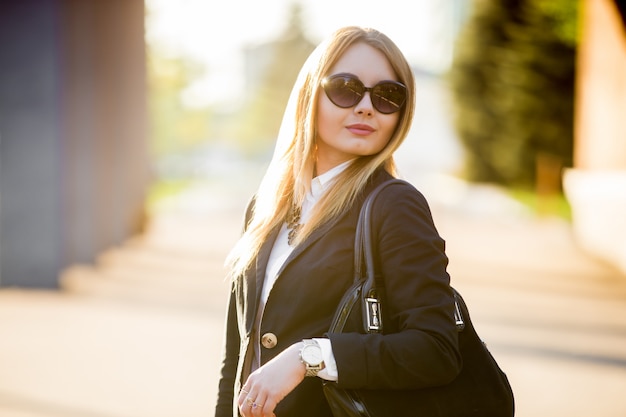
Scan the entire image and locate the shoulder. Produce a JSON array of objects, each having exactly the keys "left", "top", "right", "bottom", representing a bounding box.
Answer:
[
  {"left": 364, "top": 177, "right": 438, "bottom": 236},
  {"left": 366, "top": 175, "right": 431, "bottom": 214},
  {"left": 366, "top": 169, "right": 425, "bottom": 197}
]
